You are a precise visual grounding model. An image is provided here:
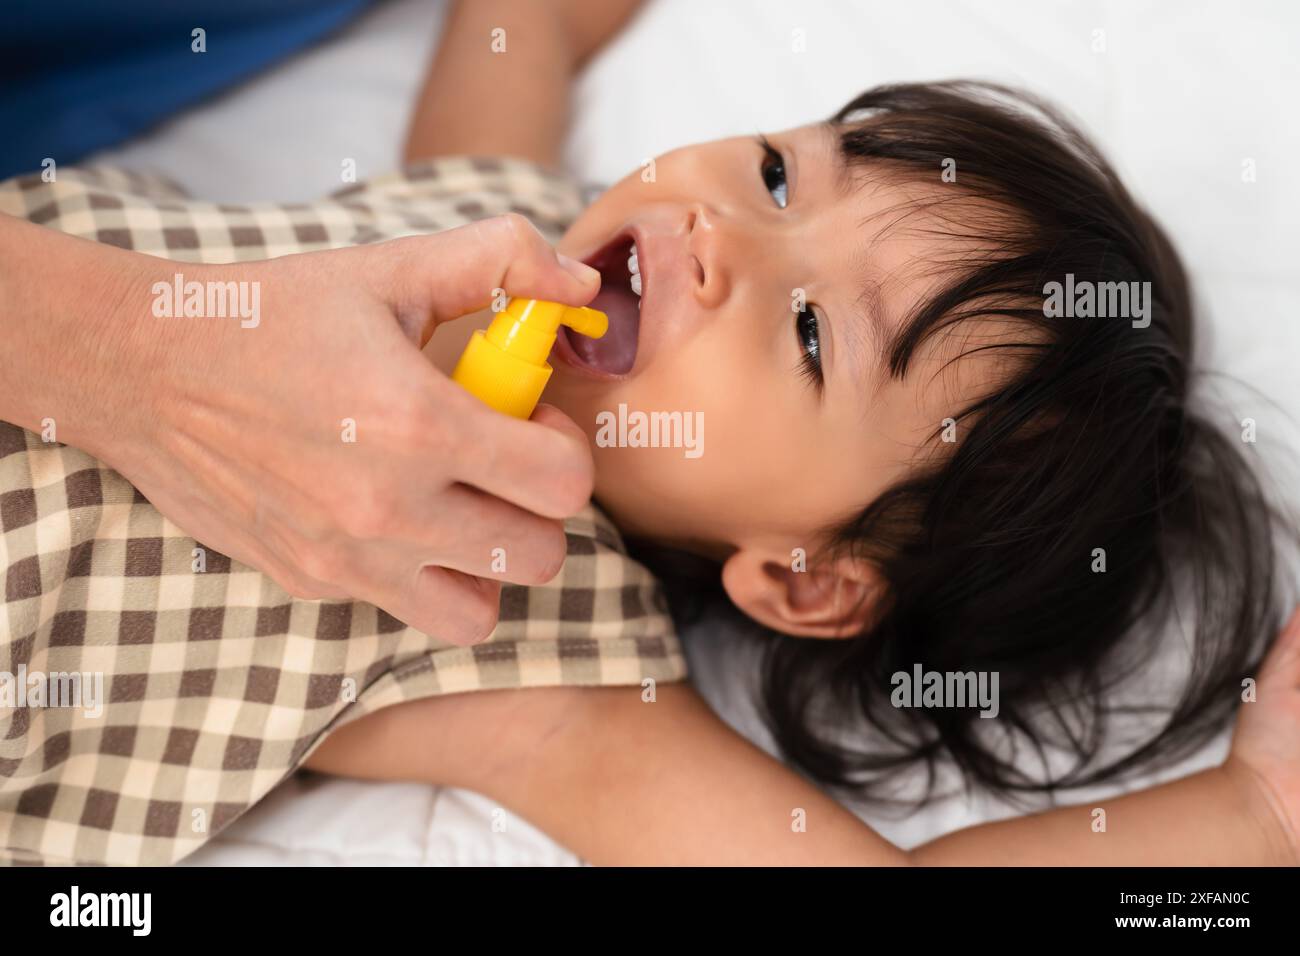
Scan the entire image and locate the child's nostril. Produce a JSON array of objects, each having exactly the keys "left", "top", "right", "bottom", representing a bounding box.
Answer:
[{"left": 691, "top": 255, "right": 705, "bottom": 286}]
